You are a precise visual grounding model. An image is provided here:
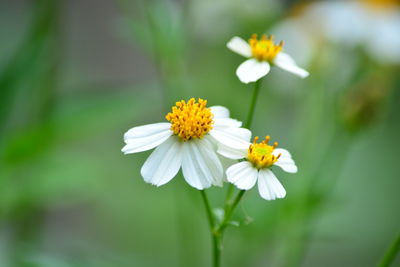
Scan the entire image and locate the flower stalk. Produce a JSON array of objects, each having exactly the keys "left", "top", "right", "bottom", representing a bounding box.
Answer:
[
  {"left": 222, "top": 78, "right": 262, "bottom": 211},
  {"left": 202, "top": 79, "right": 265, "bottom": 267},
  {"left": 217, "top": 190, "right": 246, "bottom": 233},
  {"left": 200, "top": 190, "right": 221, "bottom": 267},
  {"left": 246, "top": 78, "right": 262, "bottom": 129},
  {"left": 201, "top": 189, "right": 245, "bottom": 267}
]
